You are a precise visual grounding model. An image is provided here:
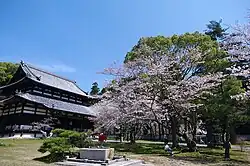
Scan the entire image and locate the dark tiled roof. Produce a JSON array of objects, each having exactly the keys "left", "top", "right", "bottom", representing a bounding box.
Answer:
[
  {"left": 20, "top": 62, "right": 90, "bottom": 97},
  {"left": 17, "top": 93, "right": 96, "bottom": 117}
]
